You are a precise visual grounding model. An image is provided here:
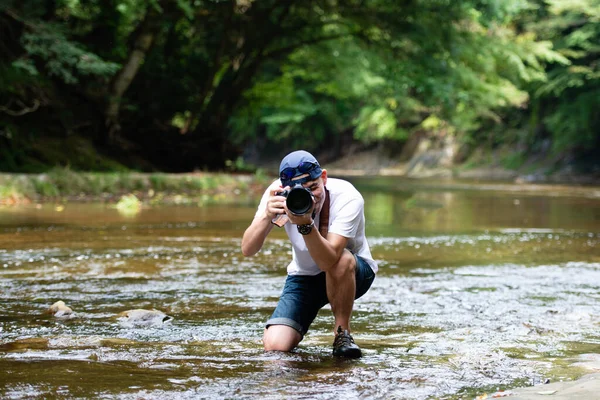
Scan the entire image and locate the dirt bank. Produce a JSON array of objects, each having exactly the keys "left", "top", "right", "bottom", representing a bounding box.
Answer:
[{"left": 325, "top": 148, "right": 600, "bottom": 185}]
